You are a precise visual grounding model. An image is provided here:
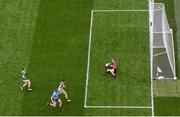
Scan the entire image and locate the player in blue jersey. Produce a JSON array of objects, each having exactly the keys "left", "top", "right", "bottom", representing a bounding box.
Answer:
[{"left": 49, "top": 89, "right": 62, "bottom": 111}]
